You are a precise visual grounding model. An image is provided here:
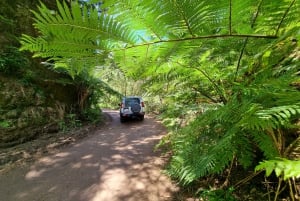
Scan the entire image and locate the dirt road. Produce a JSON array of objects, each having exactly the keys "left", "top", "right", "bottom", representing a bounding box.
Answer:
[{"left": 0, "top": 110, "right": 178, "bottom": 201}]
